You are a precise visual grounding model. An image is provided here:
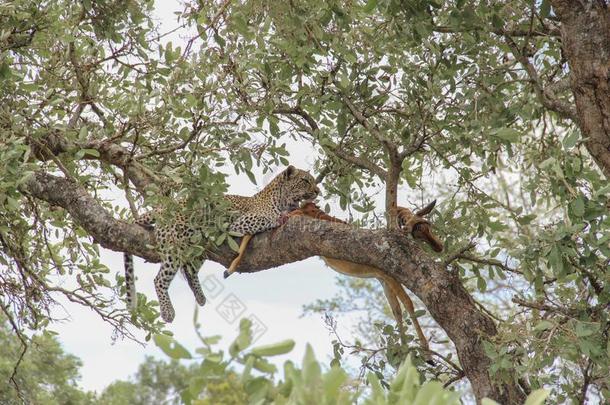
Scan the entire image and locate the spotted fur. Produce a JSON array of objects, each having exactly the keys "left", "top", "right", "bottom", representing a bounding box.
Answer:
[{"left": 125, "top": 166, "right": 319, "bottom": 322}]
